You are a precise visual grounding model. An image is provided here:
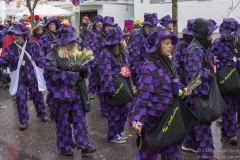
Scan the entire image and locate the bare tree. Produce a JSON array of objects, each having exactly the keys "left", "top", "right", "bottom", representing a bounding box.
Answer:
[
  {"left": 224, "top": 0, "right": 240, "bottom": 18},
  {"left": 20, "top": 0, "right": 39, "bottom": 27},
  {"left": 172, "top": 0, "right": 178, "bottom": 35}
]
